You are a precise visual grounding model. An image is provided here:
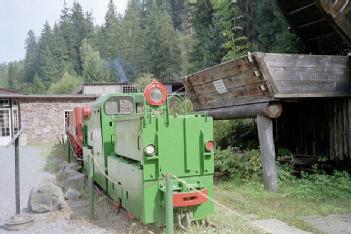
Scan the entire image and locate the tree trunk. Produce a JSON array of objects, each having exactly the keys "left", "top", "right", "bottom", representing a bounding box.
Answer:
[{"left": 256, "top": 115, "right": 278, "bottom": 192}]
